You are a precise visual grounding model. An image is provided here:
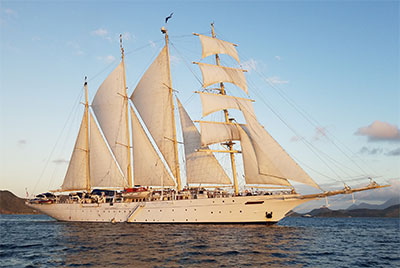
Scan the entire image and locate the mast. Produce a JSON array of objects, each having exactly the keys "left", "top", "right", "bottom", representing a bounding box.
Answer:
[
  {"left": 211, "top": 23, "right": 239, "bottom": 195},
  {"left": 162, "top": 27, "right": 182, "bottom": 191},
  {"left": 120, "top": 34, "right": 133, "bottom": 188},
  {"left": 84, "top": 76, "right": 91, "bottom": 192}
]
